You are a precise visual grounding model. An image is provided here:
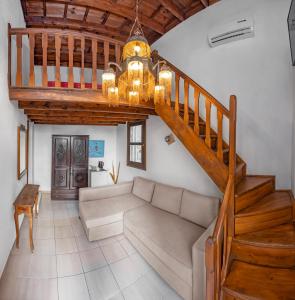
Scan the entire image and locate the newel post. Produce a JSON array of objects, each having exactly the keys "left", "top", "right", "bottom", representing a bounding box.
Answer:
[
  {"left": 205, "top": 237, "right": 216, "bottom": 300},
  {"left": 228, "top": 95, "right": 237, "bottom": 238}
]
